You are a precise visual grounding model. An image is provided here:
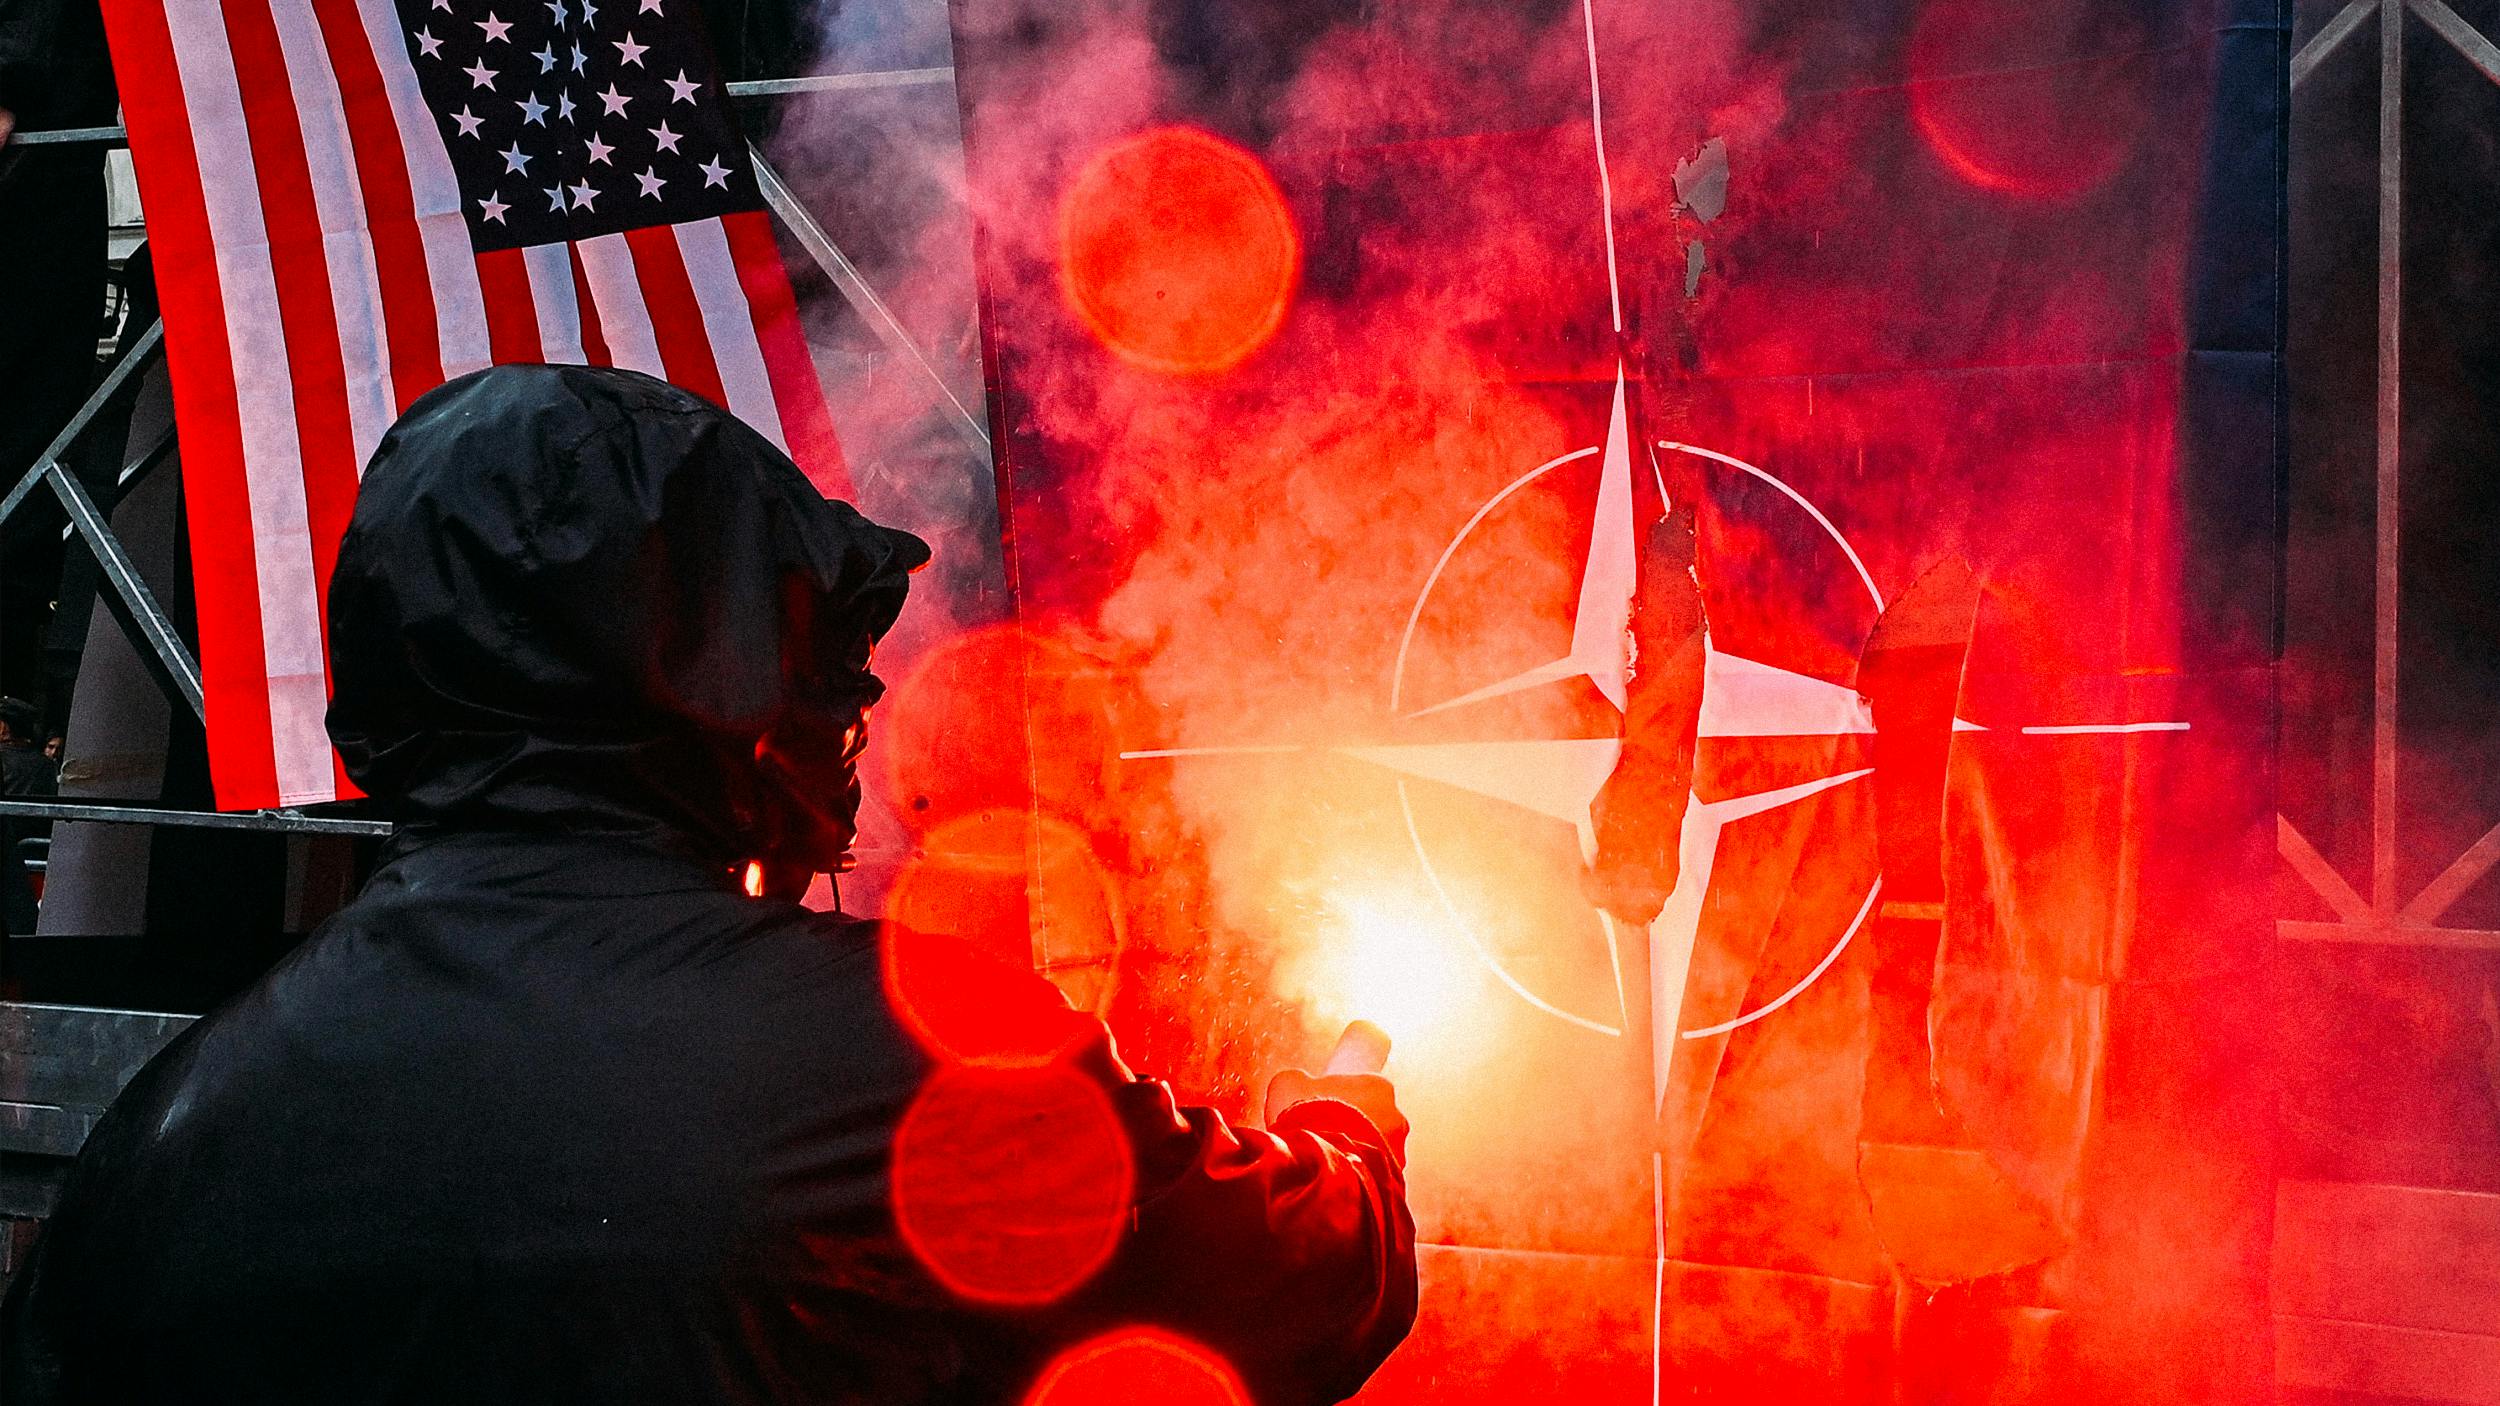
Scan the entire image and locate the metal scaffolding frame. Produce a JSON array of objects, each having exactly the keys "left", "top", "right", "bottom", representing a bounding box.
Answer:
[
  {"left": 2278, "top": 0, "right": 2500, "bottom": 952},
  {"left": 0, "top": 68, "right": 979, "bottom": 845}
]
